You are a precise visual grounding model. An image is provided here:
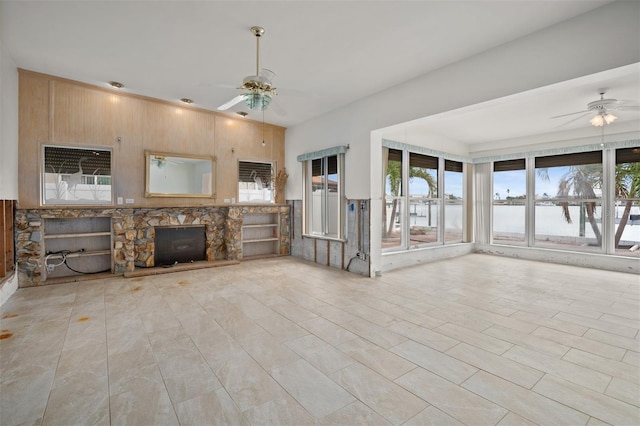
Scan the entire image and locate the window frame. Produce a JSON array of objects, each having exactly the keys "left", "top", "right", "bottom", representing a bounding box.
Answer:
[
  {"left": 42, "top": 144, "right": 113, "bottom": 206},
  {"left": 238, "top": 160, "right": 275, "bottom": 204},
  {"left": 382, "top": 146, "right": 467, "bottom": 252},
  {"left": 303, "top": 153, "right": 345, "bottom": 239}
]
